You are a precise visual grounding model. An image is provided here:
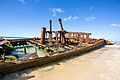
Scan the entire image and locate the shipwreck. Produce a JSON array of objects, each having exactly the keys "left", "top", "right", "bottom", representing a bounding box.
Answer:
[{"left": 0, "top": 19, "right": 111, "bottom": 75}]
